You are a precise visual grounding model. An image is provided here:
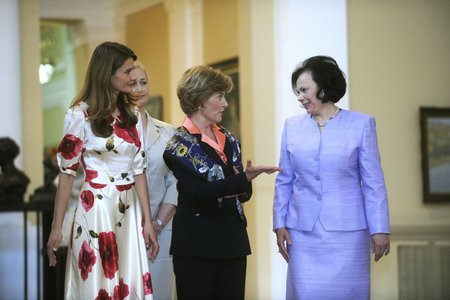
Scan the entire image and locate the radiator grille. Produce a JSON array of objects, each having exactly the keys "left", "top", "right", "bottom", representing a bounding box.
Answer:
[{"left": 398, "top": 245, "right": 450, "bottom": 300}]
